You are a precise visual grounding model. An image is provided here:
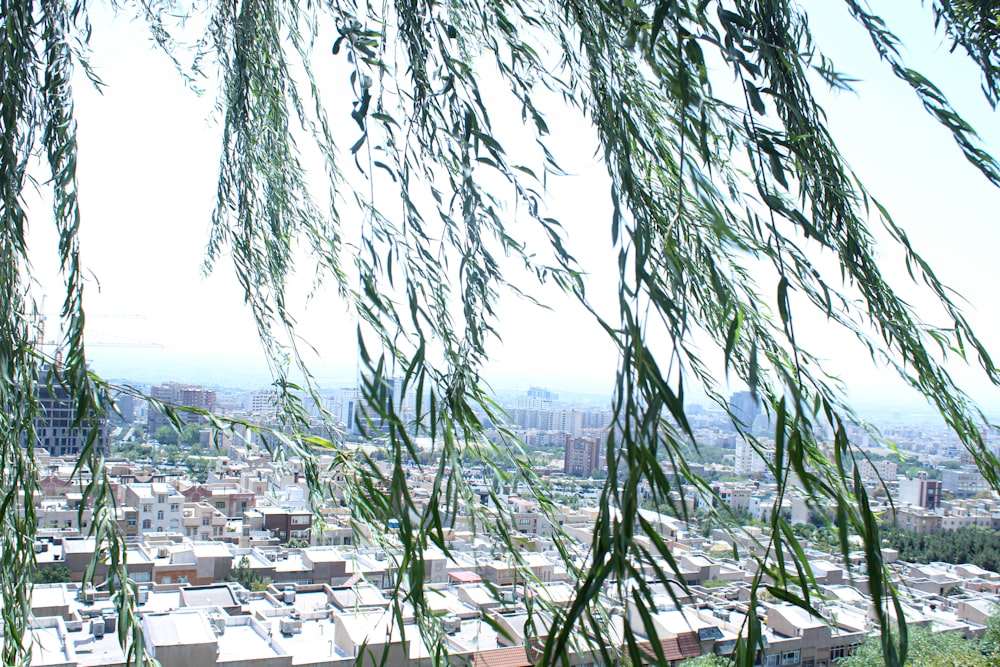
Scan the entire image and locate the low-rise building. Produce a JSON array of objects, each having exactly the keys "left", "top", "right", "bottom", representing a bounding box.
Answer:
[
  {"left": 126, "top": 482, "right": 185, "bottom": 535},
  {"left": 182, "top": 502, "right": 228, "bottom": 541}
]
